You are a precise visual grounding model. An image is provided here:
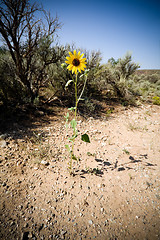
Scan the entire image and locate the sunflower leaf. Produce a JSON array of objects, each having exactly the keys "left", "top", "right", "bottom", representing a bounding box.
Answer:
[
  {"left": 72, "top": 154, "right": 77, "bottom": 161},
  {"left": 64, "top": 112, "right": 69, "bottom": 120},
  {"left": 70, "top": 119, "right": 77, "bottom": 129},
  {"left": 65, "top": 80, "right": 73, "bottom": 89},
  {"left": 78, "top": 98, "right": 84, "bottom": 101},
  {"left": 84, "top": 69, "right": 90, "bottom": 75},
  {"left": 68, "top": 107, "right": 76, "bottom": 111},
  {"left": 81, "top": 133, "right": 90, "bottom": 143},
  {"left": 68, "top": 131, "right": 78, "bottom": 141},
  {"left": 65, "top": 144, "right": 71, "bottom": 152}
]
